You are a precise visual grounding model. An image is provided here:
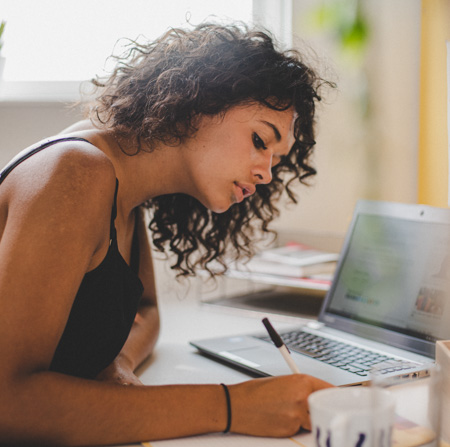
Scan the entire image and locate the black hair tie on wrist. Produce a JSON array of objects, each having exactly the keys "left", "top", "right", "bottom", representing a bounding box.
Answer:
[{"left": 220, "top": 383, "right": 232, "bottom": 433}]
